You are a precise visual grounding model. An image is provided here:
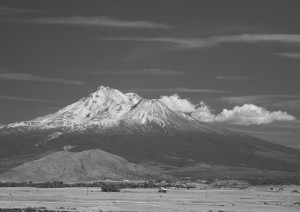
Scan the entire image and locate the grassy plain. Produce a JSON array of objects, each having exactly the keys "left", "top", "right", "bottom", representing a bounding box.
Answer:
[{"left": 0, "top": 186, "right": 300, "bottom": 212}]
